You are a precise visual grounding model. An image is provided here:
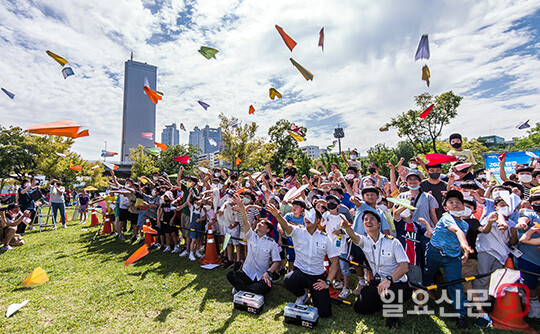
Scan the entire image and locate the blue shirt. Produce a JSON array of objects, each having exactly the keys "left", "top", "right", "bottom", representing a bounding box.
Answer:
[
  {"left": 341, "top": 193, "right": 356, "bottom": 209},
  {"left": 430, "top": 214, "right": 469, "bottom": 258},
  {"left": 518, "top": 211, "right": 540, "bottom": 266},
  {"left": 352, "top": 202, "right": 389, "bottom": 235},
  {"left": 284, "top": 212, "right": 305, "bottom": 226},
  {"left": 481, "top": 198, "right": 520, "bottom": 222}
]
